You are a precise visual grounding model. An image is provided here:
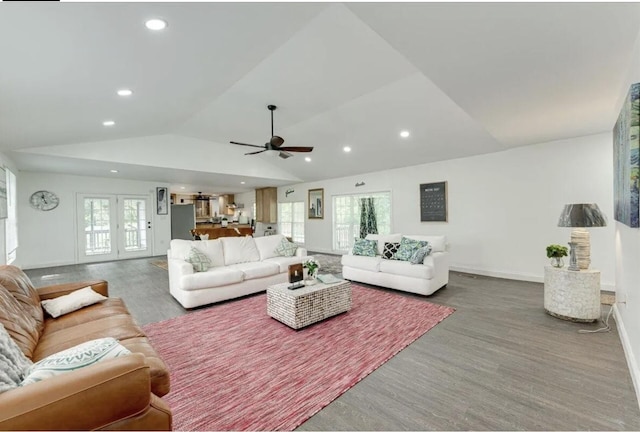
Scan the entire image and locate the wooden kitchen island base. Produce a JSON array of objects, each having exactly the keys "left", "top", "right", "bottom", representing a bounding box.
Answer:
[{"left": 191, "top": 225, "right": 253, "bottom": 239}]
